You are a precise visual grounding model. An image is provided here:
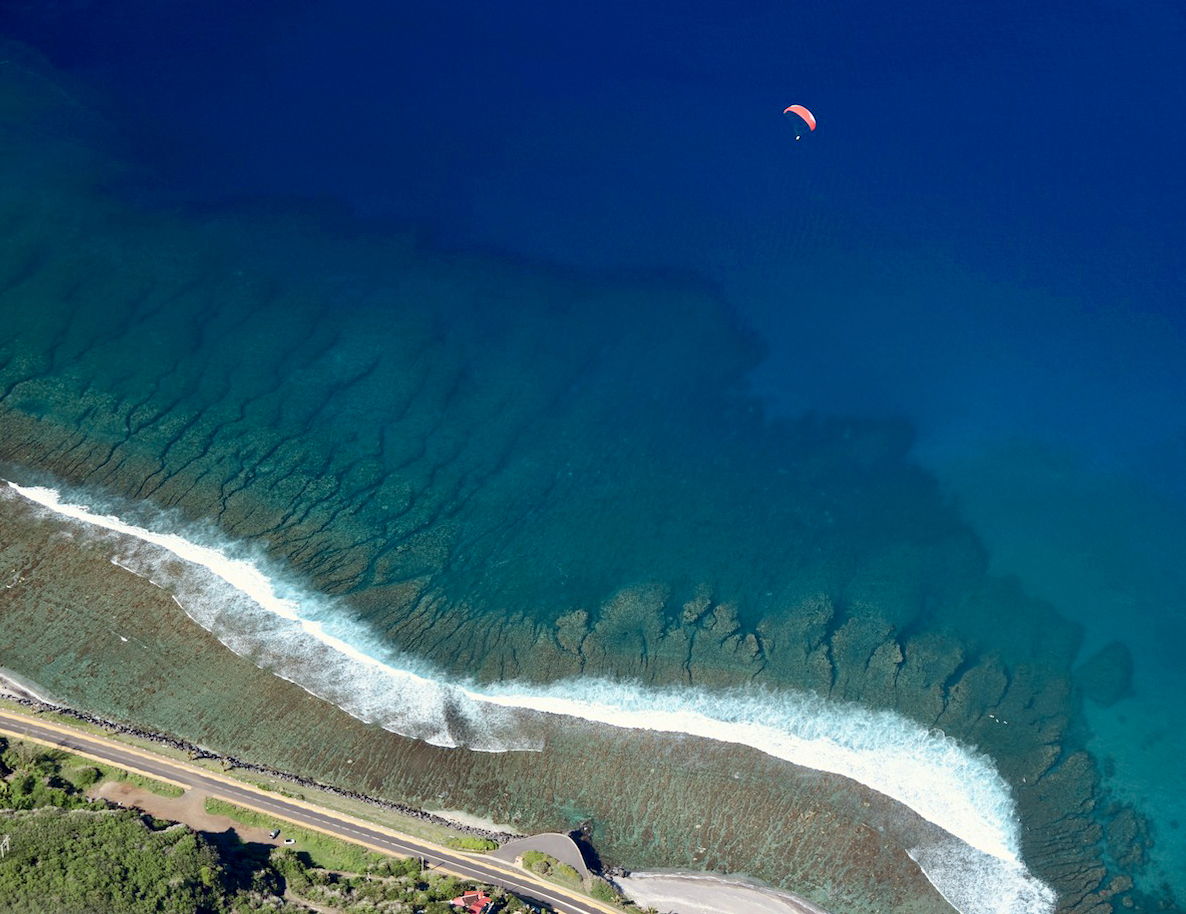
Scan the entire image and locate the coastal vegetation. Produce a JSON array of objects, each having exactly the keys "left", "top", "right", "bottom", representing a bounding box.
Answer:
[
  {"left": 203, "top": 797, "right": 388, "bottom": 874},
  {"left": 0, "top": 737, "right": 549, "bottom": 913},
  {"left": 87, "top": 760, "right": 187, "bottom": 798},
  {"left": 515, "top": 850, "right": 631, "bottom": 909},
  {"left": 445, "top": 836, "right": 499, "bottom": 852},
  {"left": 520, "top": 851, "right": 583, "bottom": 888}
]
